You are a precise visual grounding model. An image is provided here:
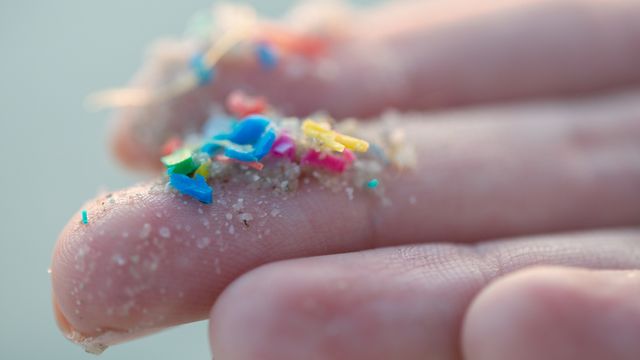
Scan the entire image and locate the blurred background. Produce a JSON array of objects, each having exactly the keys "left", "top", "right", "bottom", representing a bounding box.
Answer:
[{"left": 0, "top": 0, "right": 379, "bottom": 359}]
